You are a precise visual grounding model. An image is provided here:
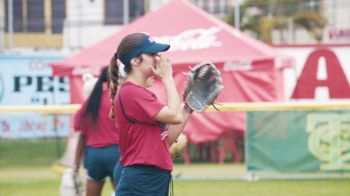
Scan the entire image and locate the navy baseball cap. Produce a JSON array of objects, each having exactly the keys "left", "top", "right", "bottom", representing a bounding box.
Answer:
[{"left": 120, "top": 35, "right": 170, "bottom": 67}]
